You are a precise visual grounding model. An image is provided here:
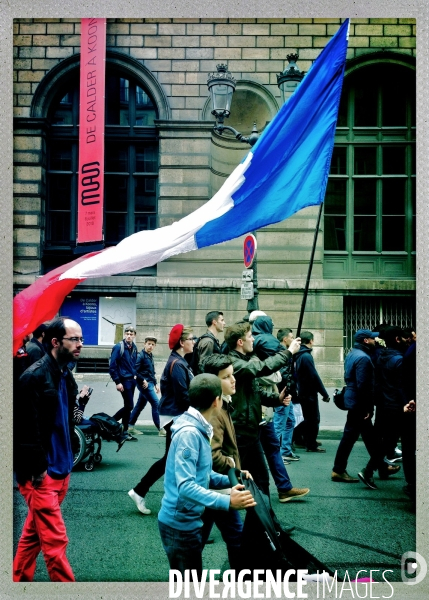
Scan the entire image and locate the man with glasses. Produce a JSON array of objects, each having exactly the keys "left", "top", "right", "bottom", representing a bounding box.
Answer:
[
  {"left": 13, "top": 317, "right": 84, "bottom": 581},
  {"left": 109, "top": 327, "right": 138, "bottom": 441}
]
